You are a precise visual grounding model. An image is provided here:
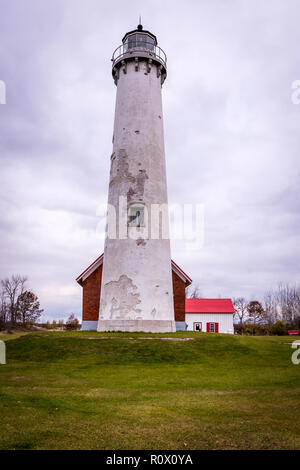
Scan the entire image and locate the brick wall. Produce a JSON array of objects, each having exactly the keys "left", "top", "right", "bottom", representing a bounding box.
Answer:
[
  {"left": 82, "top": 264, "right": 102, "bottom": 321},
  {"left": 81, "top": 264, "right": 186, "bottom": 322},
  {"left": 172, "top": 270, "right": 186, "bottom": 322}
]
